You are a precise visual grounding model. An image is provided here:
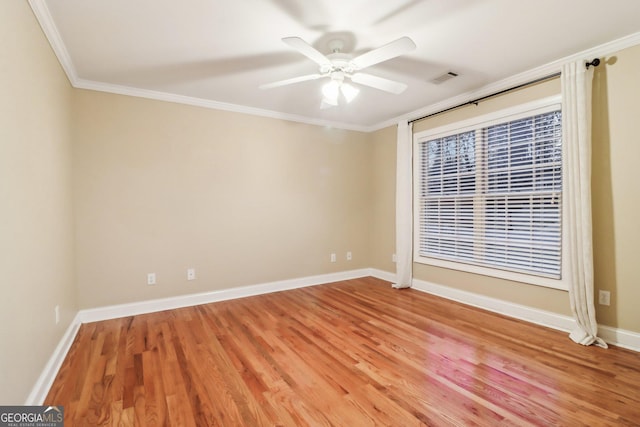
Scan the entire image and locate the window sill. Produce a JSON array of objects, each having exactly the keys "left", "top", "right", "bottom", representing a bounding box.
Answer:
[{"left": 414, "top": 255, "right": 568, "bottom": 291}]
